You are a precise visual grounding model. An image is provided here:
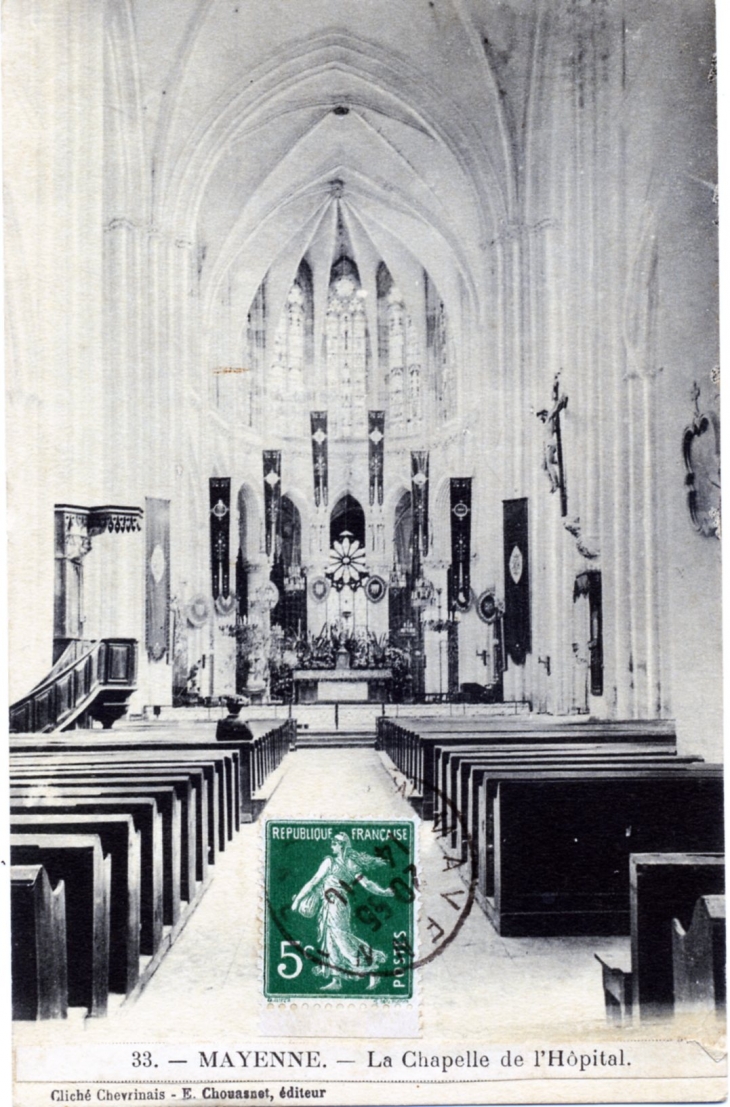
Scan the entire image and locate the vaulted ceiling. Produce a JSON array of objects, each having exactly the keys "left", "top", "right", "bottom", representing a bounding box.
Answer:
[{"left": 119, "top": 0, "right": 530, "bottom": 336}]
